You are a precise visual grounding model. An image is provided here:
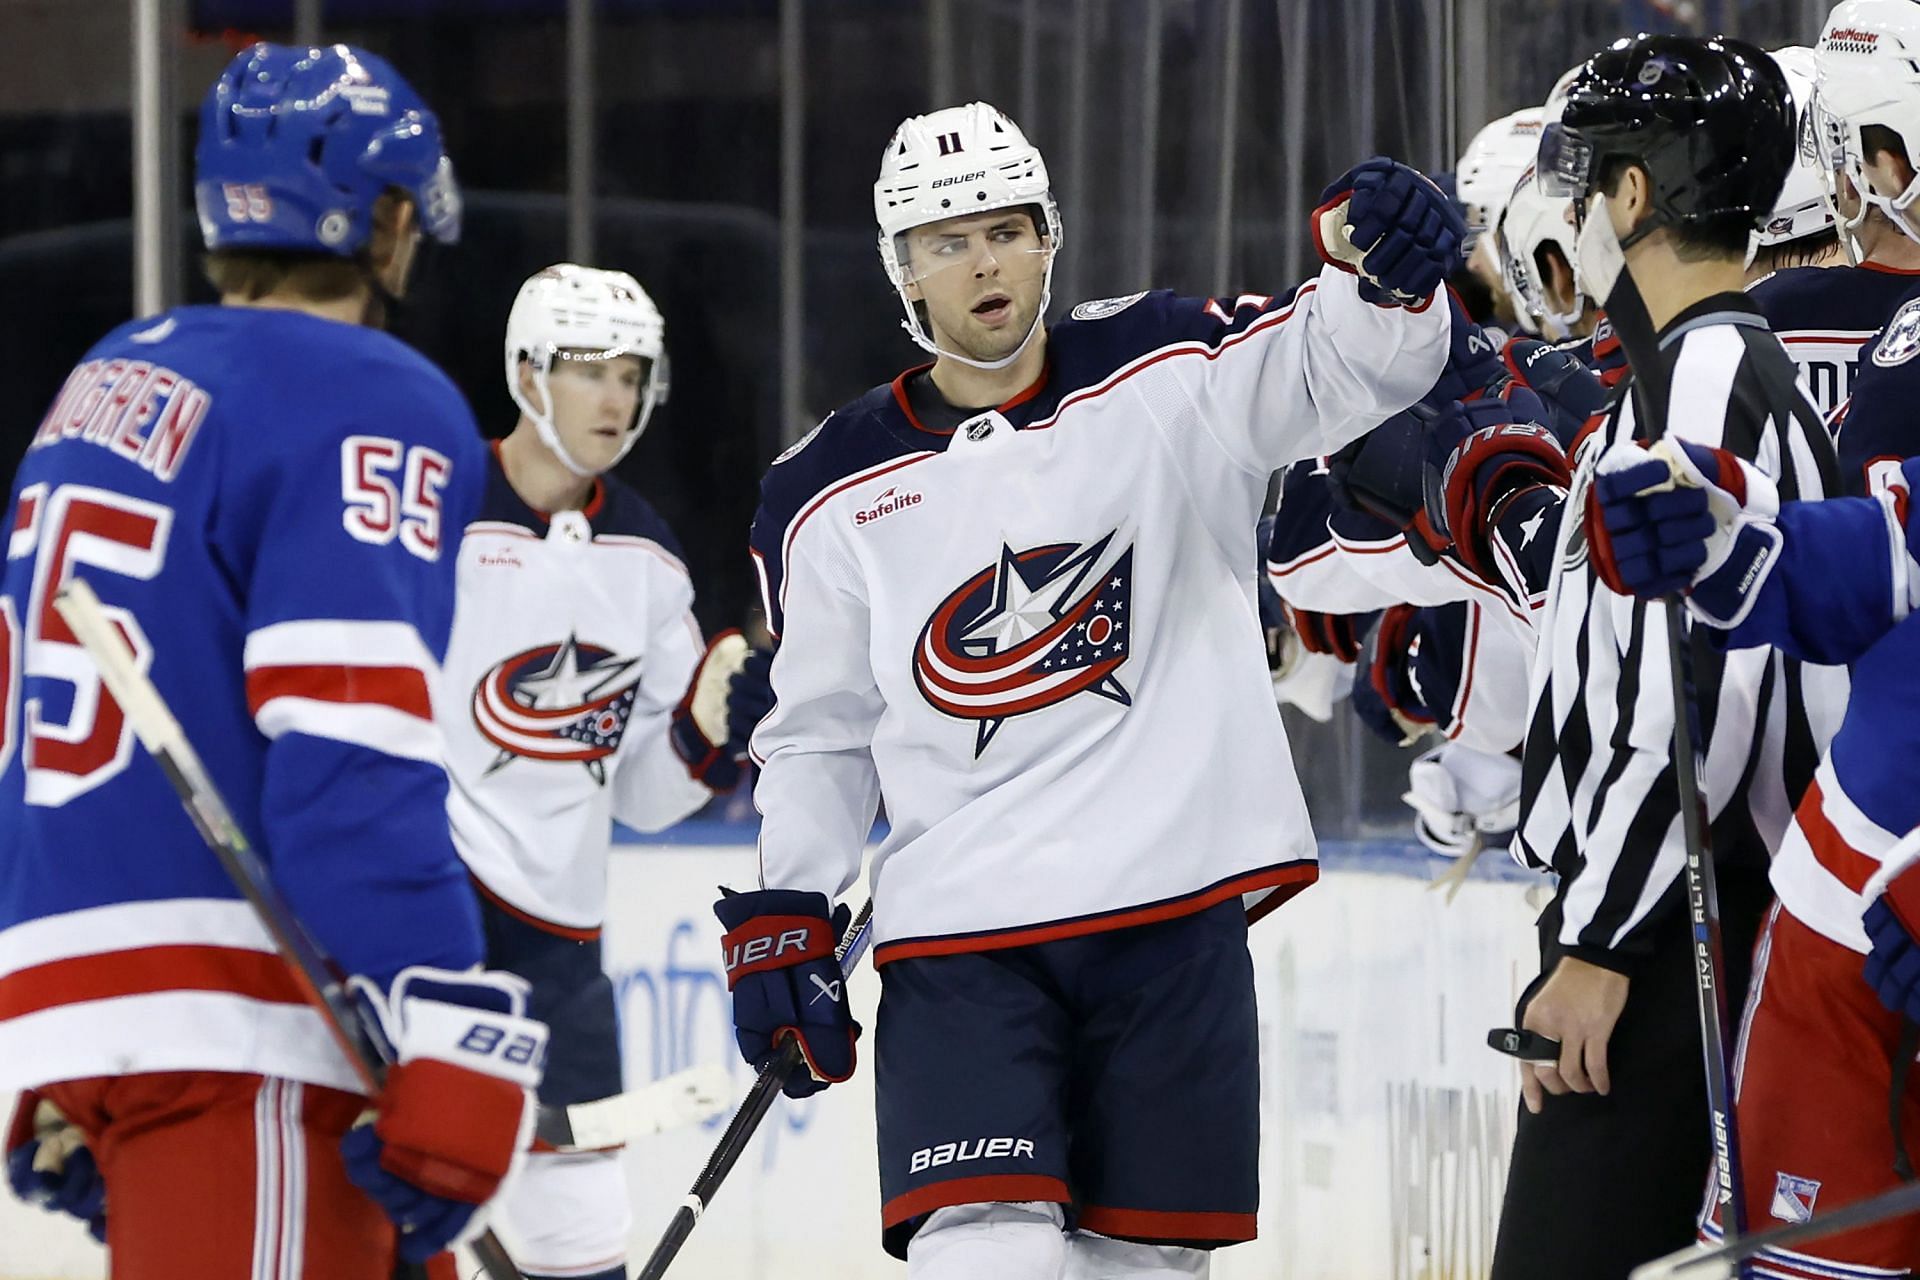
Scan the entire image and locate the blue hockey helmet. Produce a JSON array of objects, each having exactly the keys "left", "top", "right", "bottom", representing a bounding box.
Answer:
[{"left": 195, "top": 43, "right": 461, "bottom": 256}]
